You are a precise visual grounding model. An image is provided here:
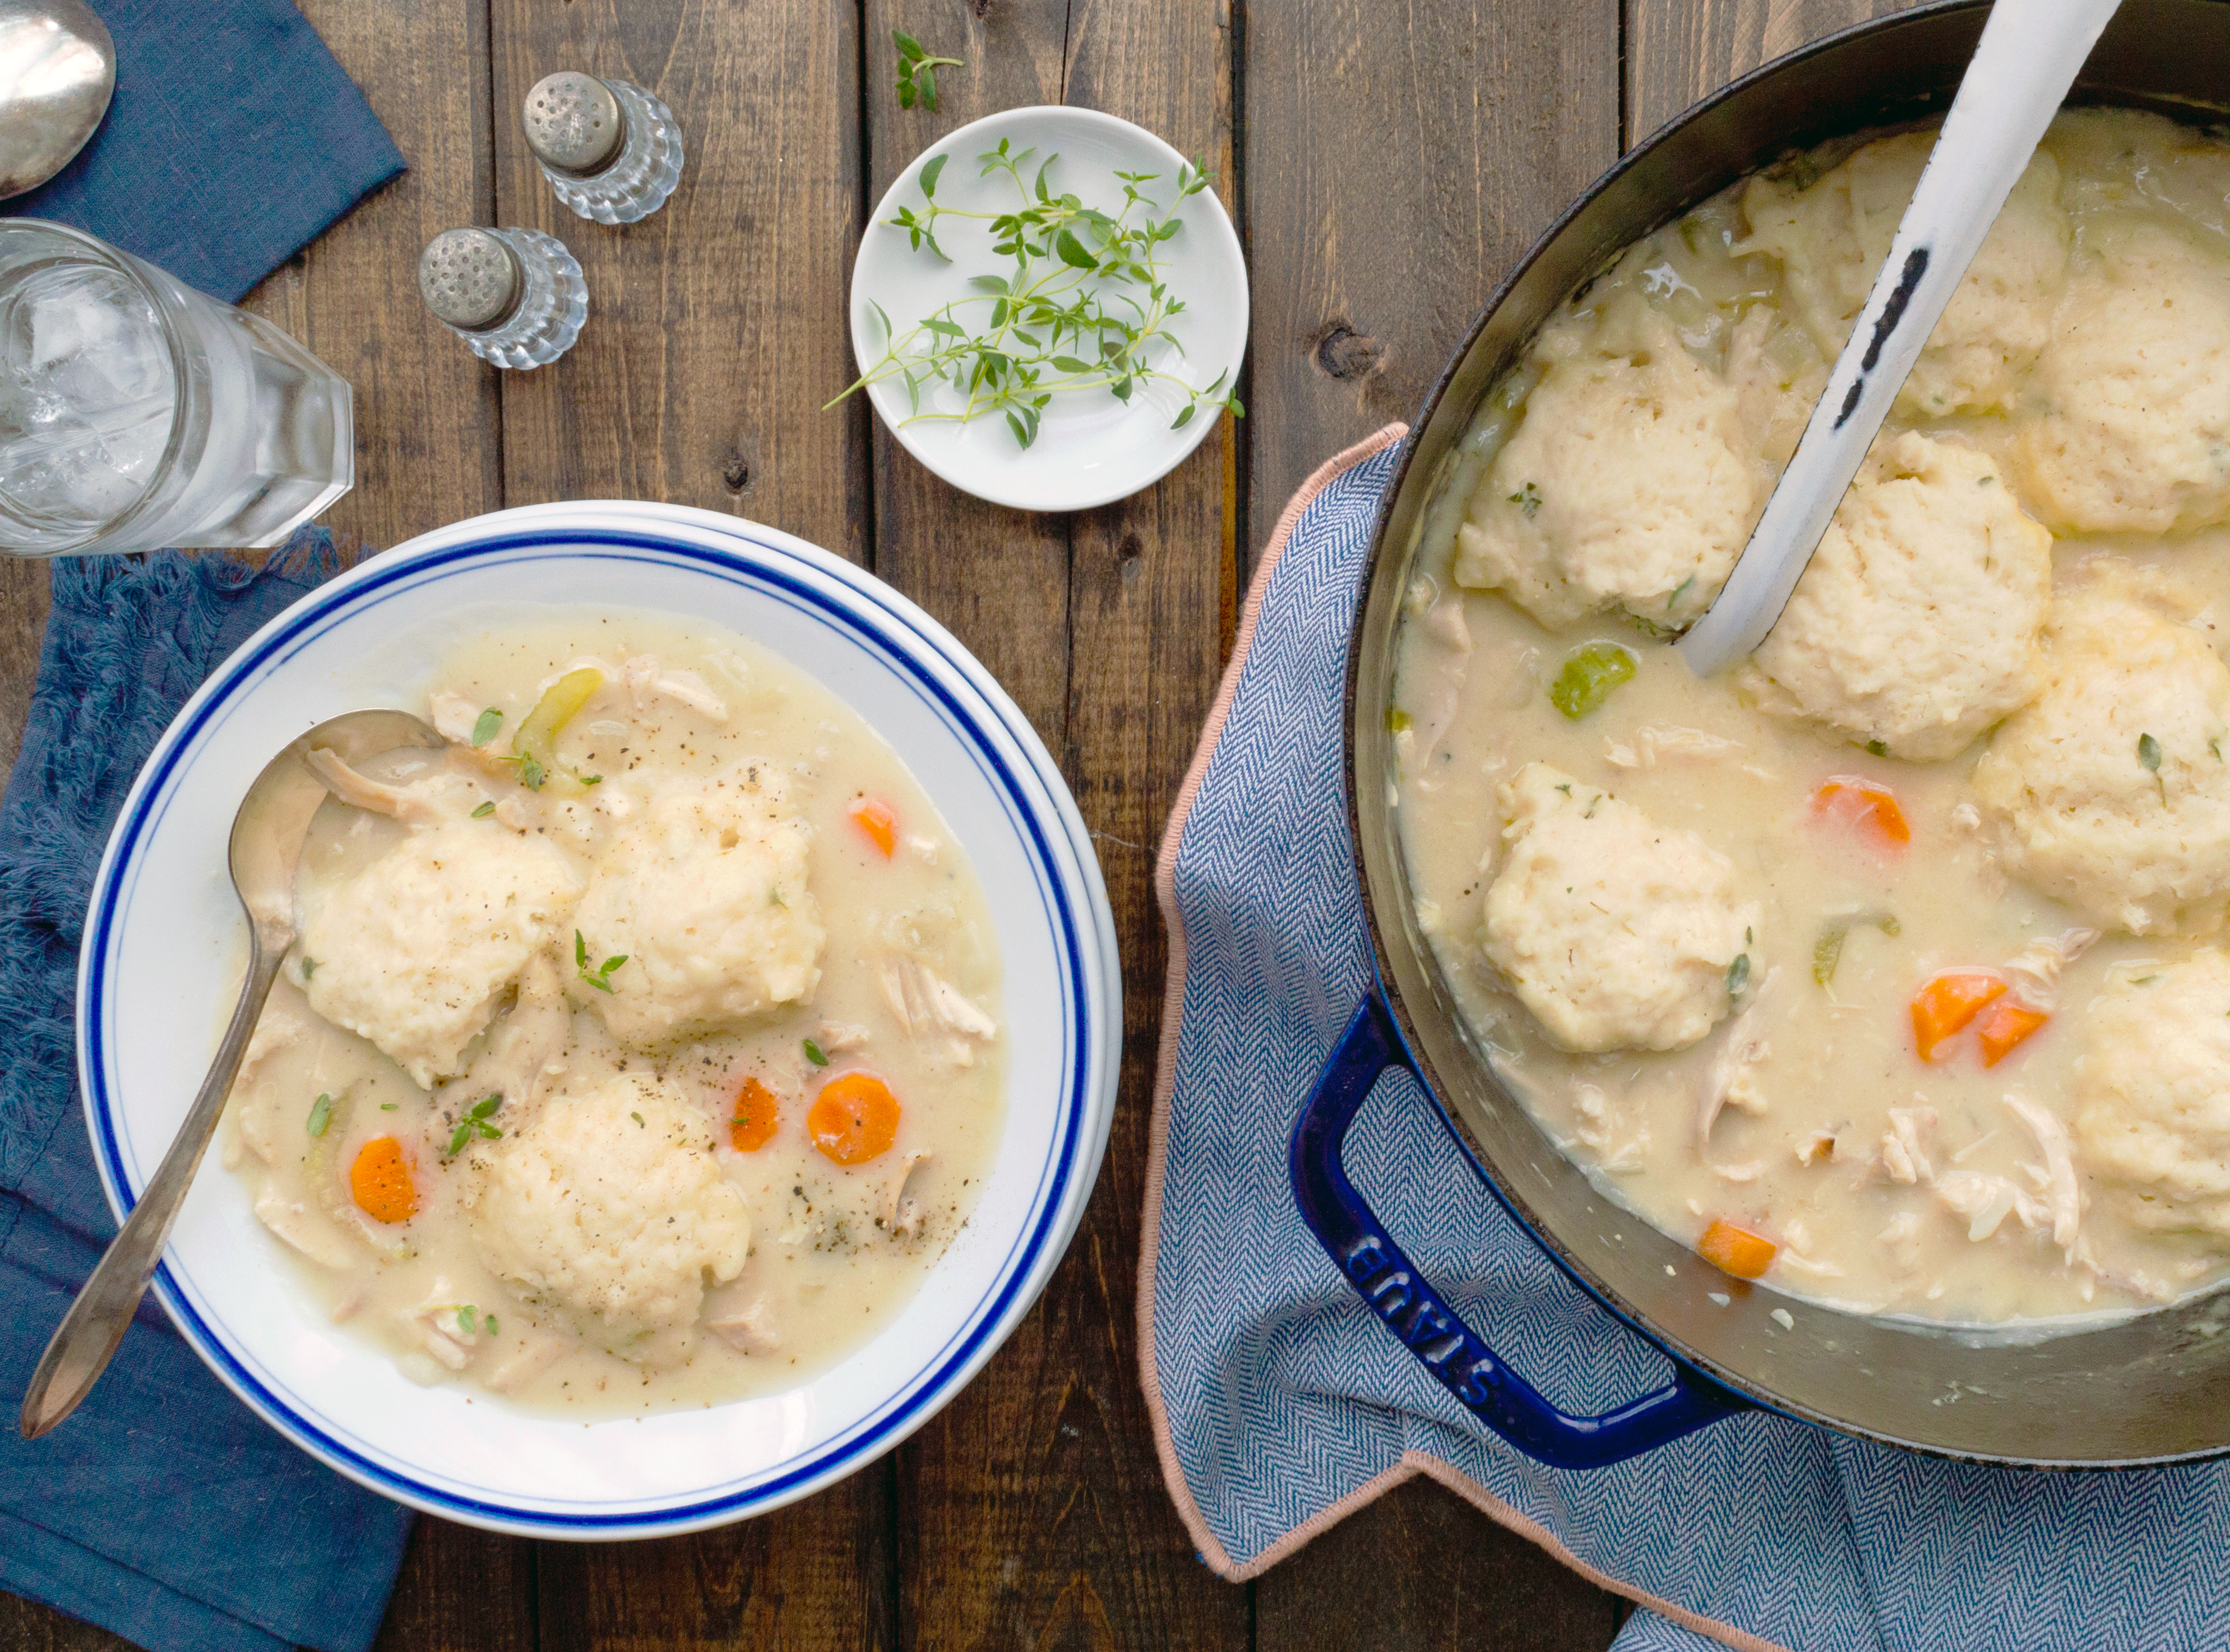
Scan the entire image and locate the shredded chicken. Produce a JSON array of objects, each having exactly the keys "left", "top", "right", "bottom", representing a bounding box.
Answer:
[
  {"left": 1574, "top": 1084, "right": 1613, "bottom": 1152},
  {"left": 707, "top": 1296, "right": 783, "bottom": 1356},
  {"left": 818, "top": 1020, "right": 871, "bottom": 1054},
  {"left": 253, "top": 1187, "right": 357, "bottom": 1269},
  {"left": 881, "top": 955, "right": 998, "bottom": 1066},
  {"left": 2001, "top": 928, "right": 2101, "bottom": 1012},
  {"left": 439, "top": 952, "right": 571, "bottom": 1116},
  {"left": 1880, "top": 1106, "right": 1936, "bottom": 1186},
  {"left": 306, "top": 746, "right": 478, "bottom": 825},
  {"left": 1604, "top": 724, "right": 1748, "bottom": 771},
  {"left": 1877, "top": 1210, "right": 1925, "bottom": 1269},
  {"left": 1696, "top": 970, "right": 1776, "bottom": 1142},
  {"left": 1708, "top": 1159, "right": 1764, "bottom": 1183},
  {"left": 1934, "top": 1170, "right": 2045, "bottom": 1242},
  {"left": 401, "top": 1279, "right": 483, "bottom": 1371},
  {"left": 487, "top": 1335, "right": 568, "bottom": 1394},
  {"left": 226, "top": 1010, "right": 306, "bottom": 1168},
  {"left": 882, "top": 1150, "right": 934, "bottom": 1239},
  {"left": 543, "top": 654, "right": 729, "bottom": 721},
  {"left": 1950, "top": 802, "right": 1982, "bottom": 832},
  {"left": 427, "top": 690, "right": 484, "bottom": 746},
  {"left": 1794, "top": 1127, "right": 1837, "bottom": 1167},
  {"left": 2004, "top": 1092, "right": 2082, "bottom": 1255}
]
